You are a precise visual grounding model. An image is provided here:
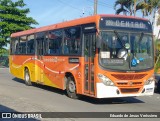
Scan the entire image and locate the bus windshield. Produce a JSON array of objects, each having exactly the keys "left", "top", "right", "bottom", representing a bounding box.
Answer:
[{"left": 99, "top": 31, "right": 154, "bottom": 71}]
